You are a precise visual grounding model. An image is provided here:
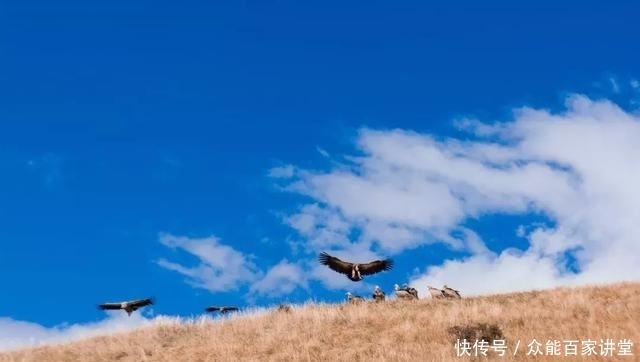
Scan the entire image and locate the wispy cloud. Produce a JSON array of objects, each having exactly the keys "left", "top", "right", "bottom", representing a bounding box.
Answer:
[
  {"left": 272, "top": 94, "right": 640, "bottom": 298},
  {"left": 157, "top": 233, "right": 262, "bottom": 292},
  {"left": 267, "top": 165, "right": 295, "bottom": 178},
  {"left": 631, "top": 79, "right": 640, "bottom": 107},
  {"left": 316, "top": 146, "right": 330, "bottom": 158},
  {"left": 608, "top": 76, "right": 621, "bottom": 93}
]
